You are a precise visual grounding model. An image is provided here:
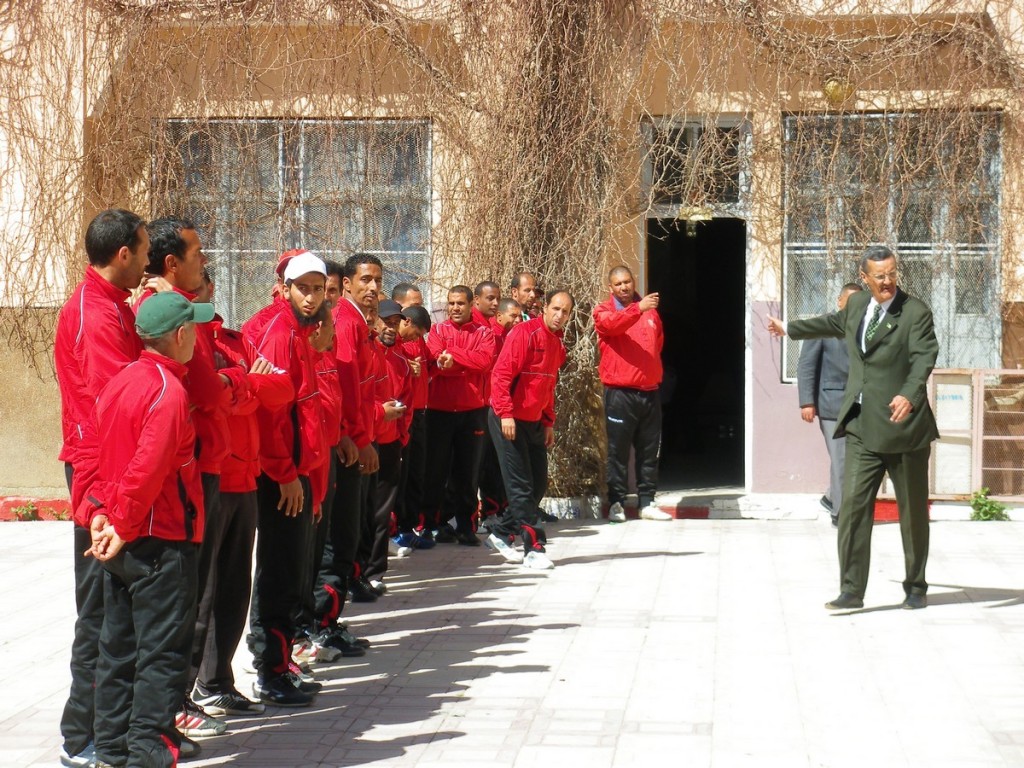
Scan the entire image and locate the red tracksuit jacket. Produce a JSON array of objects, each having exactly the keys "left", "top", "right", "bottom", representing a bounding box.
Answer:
[
  {"left": 426, "top": 318, "right": 496, "bottom": 411},
  {"left": 92, "top": 350, "right": 204, "bottom": 543},
  {"left": 333, "top": 298, "right": 377, "bottom": 447},
  {"left": 54, "top": 268, "right": 142, "bottom": 471},
  {"left": 243, "top": 300, "right": 328, "bottom": 506},
  {"left": 213, "top": 324, "right": 294, "bottom": 494},
  {"left": 489, "top": 316, "right": 566, "bottom": 427},
  {"left": 593, "top": 293, "right": 664, "bottom": 391},
  {"left": 399, "top": 336, "right": 430, "bottom": 410},
  {"left": 137, "top": 287, "right": 246, "bottom": 475},
  {"left": 375, "top": 342, "right": 414, "bottom": 446}
]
